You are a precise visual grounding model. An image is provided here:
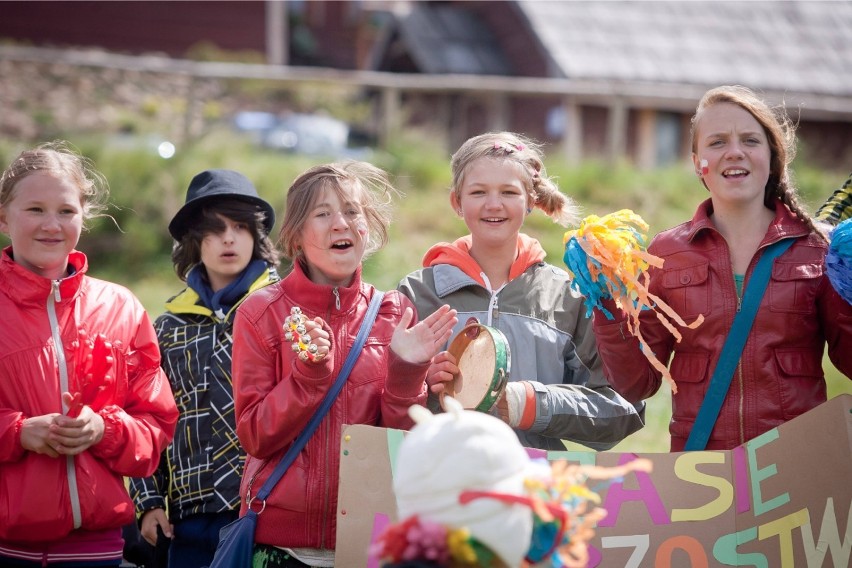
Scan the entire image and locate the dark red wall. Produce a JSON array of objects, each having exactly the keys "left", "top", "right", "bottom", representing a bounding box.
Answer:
[{"left": 0, "top": 1, "right": 267, "bottom": 57}]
